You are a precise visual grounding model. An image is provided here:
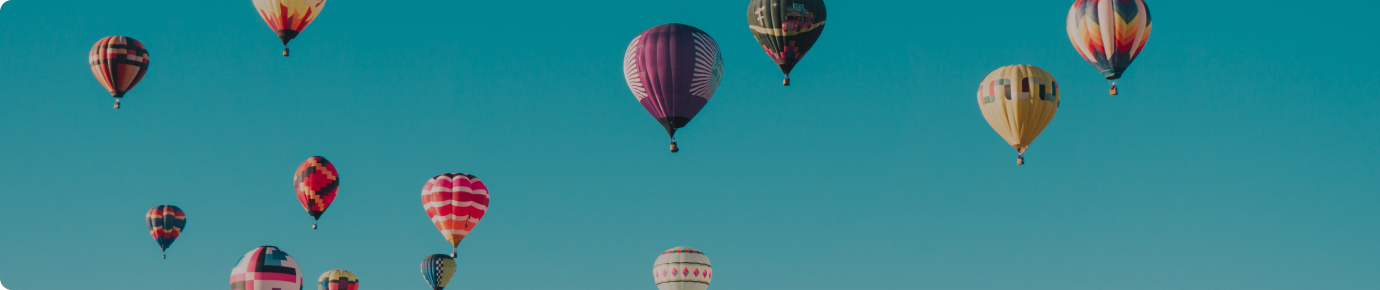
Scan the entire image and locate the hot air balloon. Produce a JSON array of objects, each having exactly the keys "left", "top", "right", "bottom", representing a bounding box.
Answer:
[
  {"left": 653, "top": 247, "right": 713, "bottom": 290},
  {"left": 421, "top": 173, "right": 490, "bottom": 257},
  {"left": 747, "top": 0, "right": 826, "bottom": 86},
  {"left": 145, "top": 205, "right": 185, "bottom": 259},
  {"left": 295, "top": 156, "right": 339, "bottom": 229},
  {"left": 976, "top": 65, "right": 1061, "bottom": 165},
  {"left": 420, "top": 254, "right": 457, "bottom": 290},
  {"left": 252, "top": 0, "right": 327, "bottom": 56},
  {"left": 231, "top": 246, "right": 303, "bottom": 290},
  {"left": 623, "top": 23, "right": 725, "bottom": 153},
  {"left": 318, "top": 270, "right": 359, "bottom": 290},
  {"left": 1067, "top": 0, "right": 1151, "bottom": 95},
  {"left": 89, "top": 36, "right": 150, "bottom": 109}
]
